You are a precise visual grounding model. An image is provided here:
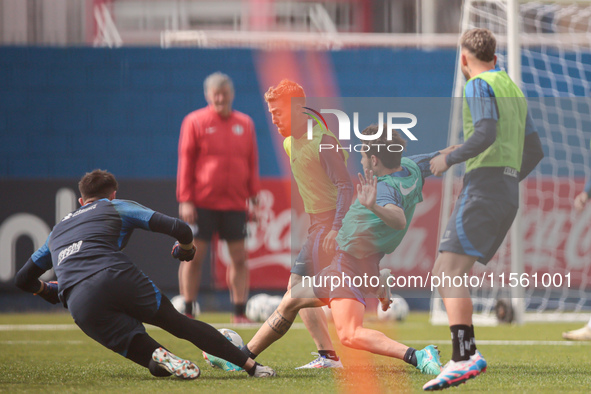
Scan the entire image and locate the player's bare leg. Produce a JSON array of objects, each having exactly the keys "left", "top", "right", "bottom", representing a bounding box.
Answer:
[
  {"left": 424, "top": 251, "right": 486, "bottom": 391},
  {"left": 227, "top": 239, "right": 249, "bottom": 304},
  {"left": 246, "top": 283, "right": 323, "bottom": 356},
  {"left": 432, "top": 251, "right": 477, "bottom": 325},
  {"left": 227, "top": 239, "right": 250, "bottom": 322},
  {"left": 288, "top": 274, "right": 342, "bottom": 369},
  {"left": 288, "top": 275, "right": 334, "bottom": 351},
  {"left": 331, "top": 298, "right": 407, "bottom": 358},
  {"left": 320, "top": 298, "right": 440, "bottom": 374},
  {"left": 178, "top": 238, "right": 209, "bottom": 317}
]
